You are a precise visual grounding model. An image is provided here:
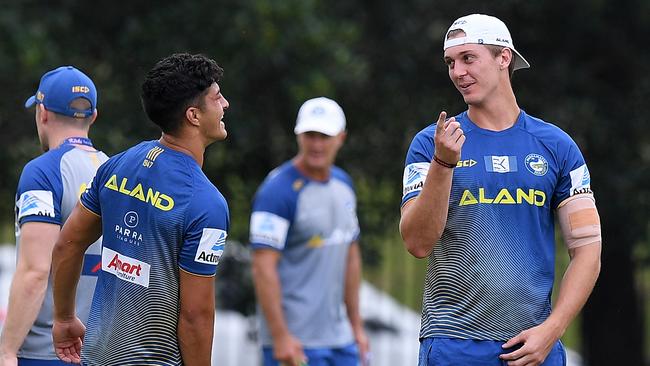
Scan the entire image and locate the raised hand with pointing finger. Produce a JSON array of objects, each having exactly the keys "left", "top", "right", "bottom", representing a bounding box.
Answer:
[{"left": 433, "top": 111, "right": 465, "bottom": 168}]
